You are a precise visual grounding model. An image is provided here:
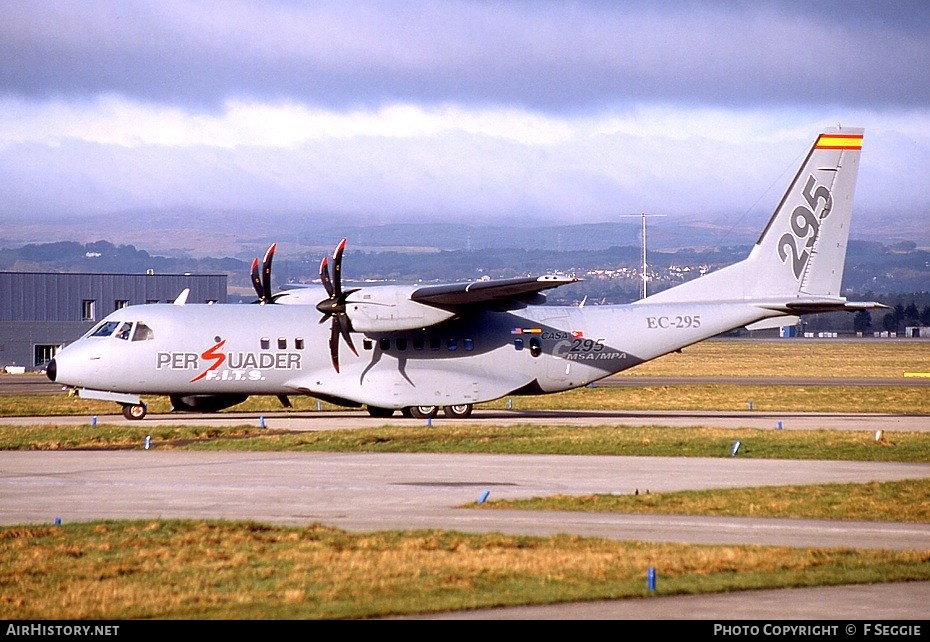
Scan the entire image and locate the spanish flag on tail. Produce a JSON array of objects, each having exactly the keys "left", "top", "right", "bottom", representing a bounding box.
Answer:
[{"left": 815, "top": 132, "right": 863, "bottom": 150}]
